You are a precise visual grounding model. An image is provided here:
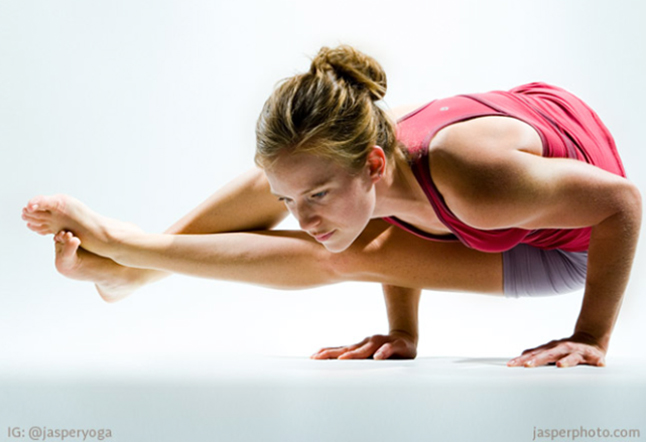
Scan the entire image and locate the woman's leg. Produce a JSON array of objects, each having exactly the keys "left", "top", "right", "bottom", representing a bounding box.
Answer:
[
  {"left": 23, "top": 167, "right": 288, "bottom": 301},
  {"left": 42, "top": 195, "right": 502, "bottom": 293}
]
